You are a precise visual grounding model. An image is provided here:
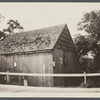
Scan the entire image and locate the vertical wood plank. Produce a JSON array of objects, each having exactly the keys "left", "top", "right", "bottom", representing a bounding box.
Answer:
[
  {"left": 6, "top": 56, "right": 13, "bottom": 71},
  {"left": 1, "top": 55, "right": 7, "bottom": 71}
]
